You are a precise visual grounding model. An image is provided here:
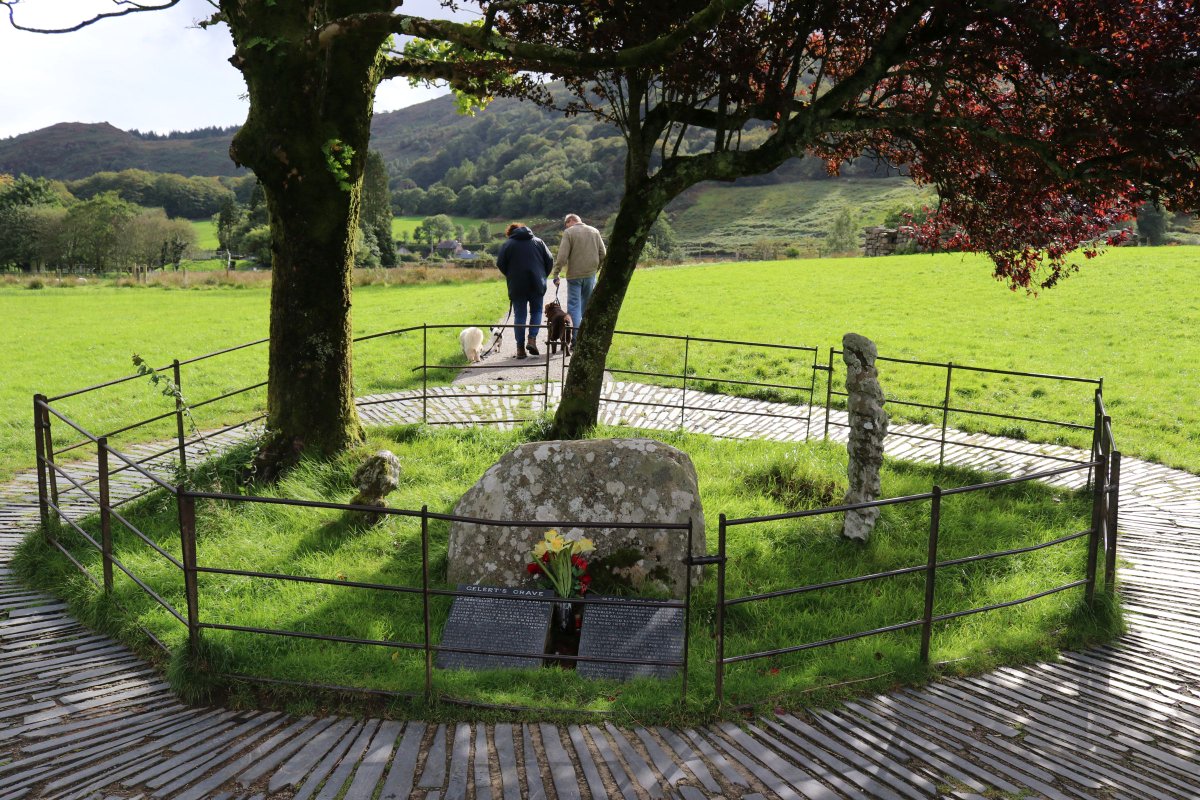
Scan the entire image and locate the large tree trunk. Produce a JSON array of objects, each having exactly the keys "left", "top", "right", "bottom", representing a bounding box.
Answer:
[
  {"left": 551, "top": 177, "right": 670, "bottom": 439},
  {"left": 224, "top": 4, "right": 390, "bottom": 478}
]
